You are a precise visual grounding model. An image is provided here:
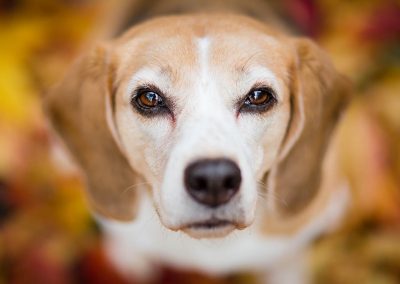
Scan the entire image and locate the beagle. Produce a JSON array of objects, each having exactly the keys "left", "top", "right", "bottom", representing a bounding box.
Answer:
[{"left": 45, "top": 0, "right": 351, "bottom": 282}]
